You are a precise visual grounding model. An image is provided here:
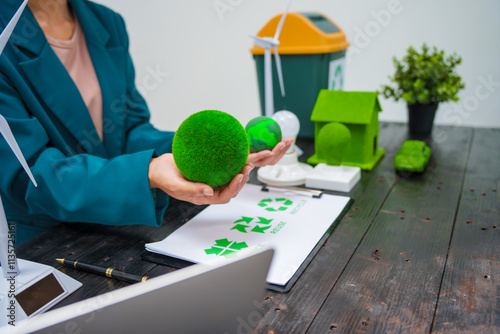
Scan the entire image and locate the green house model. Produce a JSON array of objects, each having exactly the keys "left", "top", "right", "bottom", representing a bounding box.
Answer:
[{"left": 307, "top": 90, "right": 385, "bottom": 170}]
